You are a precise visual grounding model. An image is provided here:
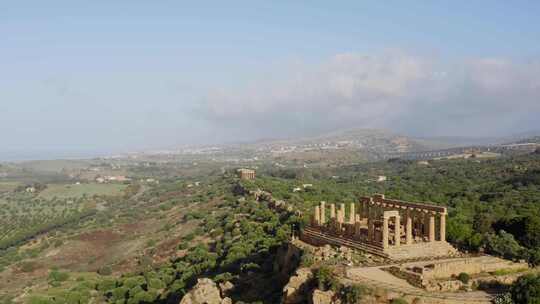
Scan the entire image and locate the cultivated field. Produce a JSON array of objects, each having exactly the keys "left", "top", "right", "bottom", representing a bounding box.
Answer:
[
  {"left": 38, "top": 183, "right": 127, "bottom": 199},
  {"left": 0, "top": 182, "right": 20, "bottom": 193}
]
